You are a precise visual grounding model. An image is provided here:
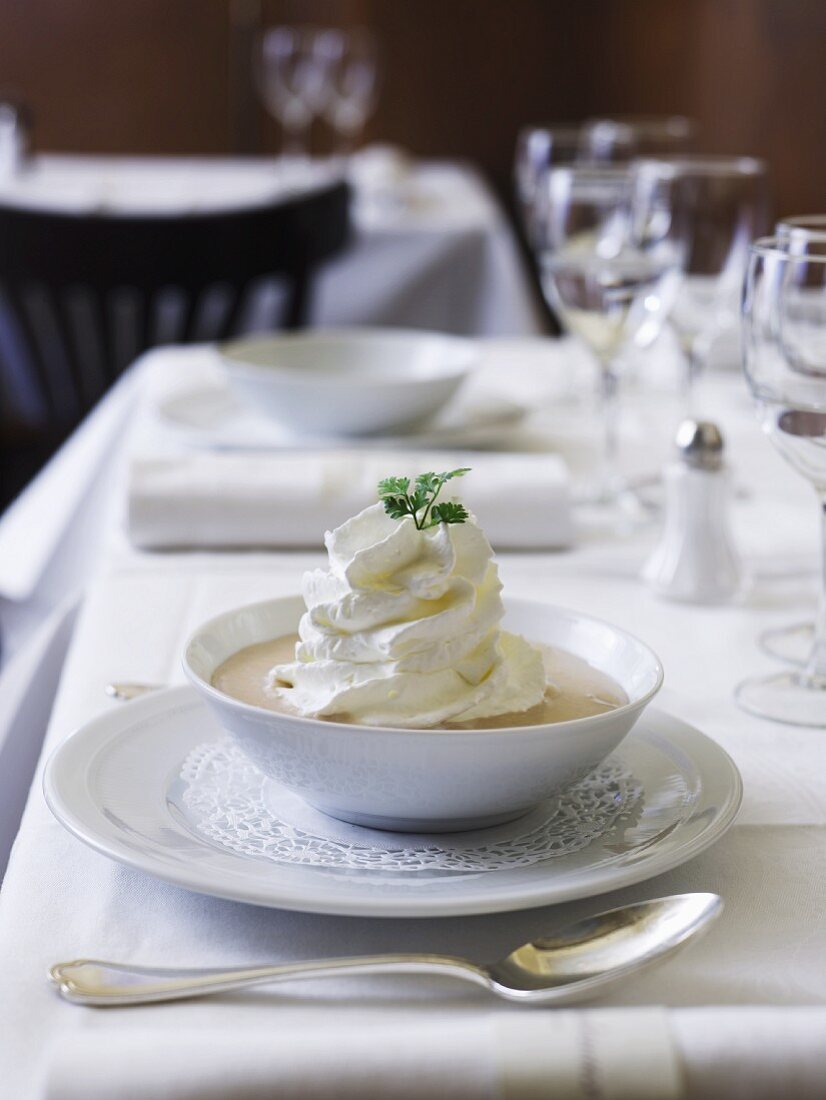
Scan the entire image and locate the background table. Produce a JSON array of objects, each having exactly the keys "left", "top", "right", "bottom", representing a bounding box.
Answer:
[
  {"left": 0, "top": 339, "right": 824, "bottom": 1097},
  {"left": 0, "top": 154, "right": 544, "bottom": 430}
]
